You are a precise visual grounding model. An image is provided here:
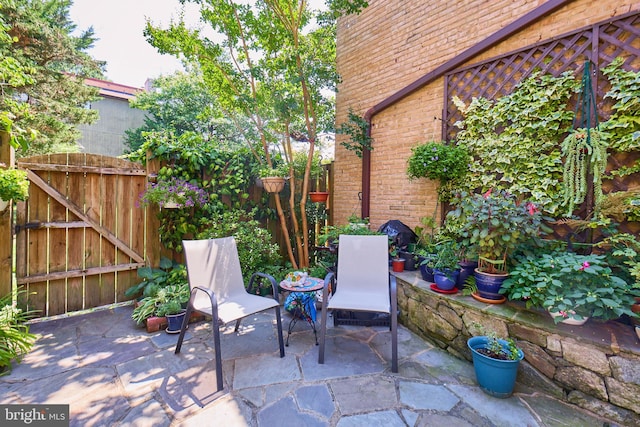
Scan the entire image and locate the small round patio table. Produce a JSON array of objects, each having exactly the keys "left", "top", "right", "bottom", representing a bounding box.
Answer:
[{"left": 279, "top": 277, "right": 324, "bottom": 346}]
